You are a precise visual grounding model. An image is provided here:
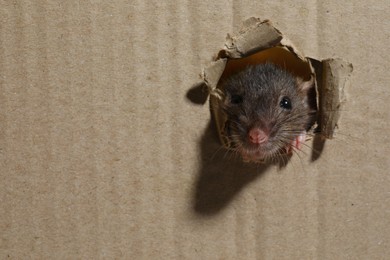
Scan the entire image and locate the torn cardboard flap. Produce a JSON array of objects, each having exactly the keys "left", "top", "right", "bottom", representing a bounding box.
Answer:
[
  {"left": 202, "top": 59, "right": 227, "bottom": 97},
  {"left": 220, "top": 18, "right": 283, "bottom": 58},
  {"left": 203, "top": 17, "right": 353, "bottom": 148},
  {"left": 318, "top": 58, "right": 354, "bottom": 138}
]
